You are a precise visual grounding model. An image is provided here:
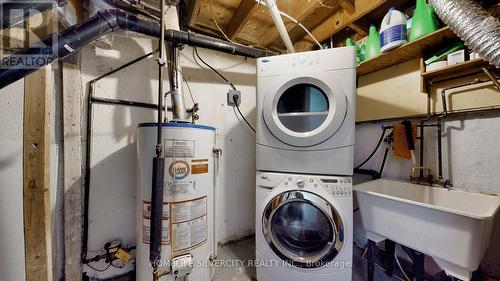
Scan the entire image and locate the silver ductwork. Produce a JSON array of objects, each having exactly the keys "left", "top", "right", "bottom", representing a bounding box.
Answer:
[
  {"left": 167, "top": 42, "right": 188, "bottom": 122},
  {"left": 430, "top": 0, "right": 500, "bottom": 67}
]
